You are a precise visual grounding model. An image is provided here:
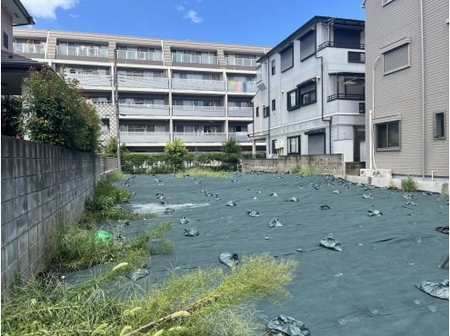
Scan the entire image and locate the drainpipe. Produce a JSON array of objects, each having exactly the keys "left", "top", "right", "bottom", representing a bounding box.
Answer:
[
  {"left": 420, "top": 0, "right": 425, "bottom": 179},
  {"left": 371, "top": 55, "right": 381, "bottom": 172},
  {"left": 267, "top": 59, "right": 271, "bottom": 157},
  {"left": 315, "top": 54, "right": 332, "bottom": 154}
]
